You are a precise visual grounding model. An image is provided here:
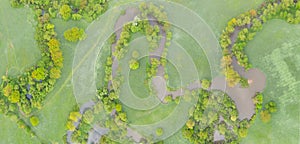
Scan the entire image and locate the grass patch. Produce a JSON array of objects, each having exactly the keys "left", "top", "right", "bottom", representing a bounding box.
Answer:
[
  {"left": 124, "top": 102, "right": 177, "bottom": 125},
  {"left": 0, "top": 0, "right": 40, "bottom": 80}
]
